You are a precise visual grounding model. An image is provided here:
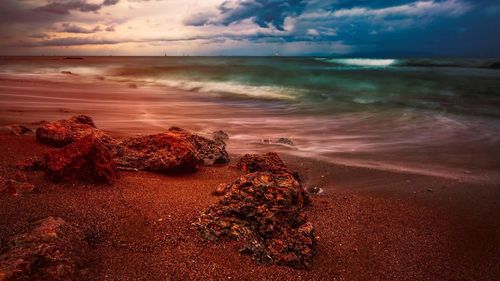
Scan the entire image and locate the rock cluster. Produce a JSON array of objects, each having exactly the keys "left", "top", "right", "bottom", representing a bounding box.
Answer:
[
  {"left": 0, "top": 217, "right": 89, "bottom": 281},
  {"left": 195, "top": 152, "right": 315, "bottom": 269},
  {"left": 27, "top": 115, "right": 230, "bottom": 182}
]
